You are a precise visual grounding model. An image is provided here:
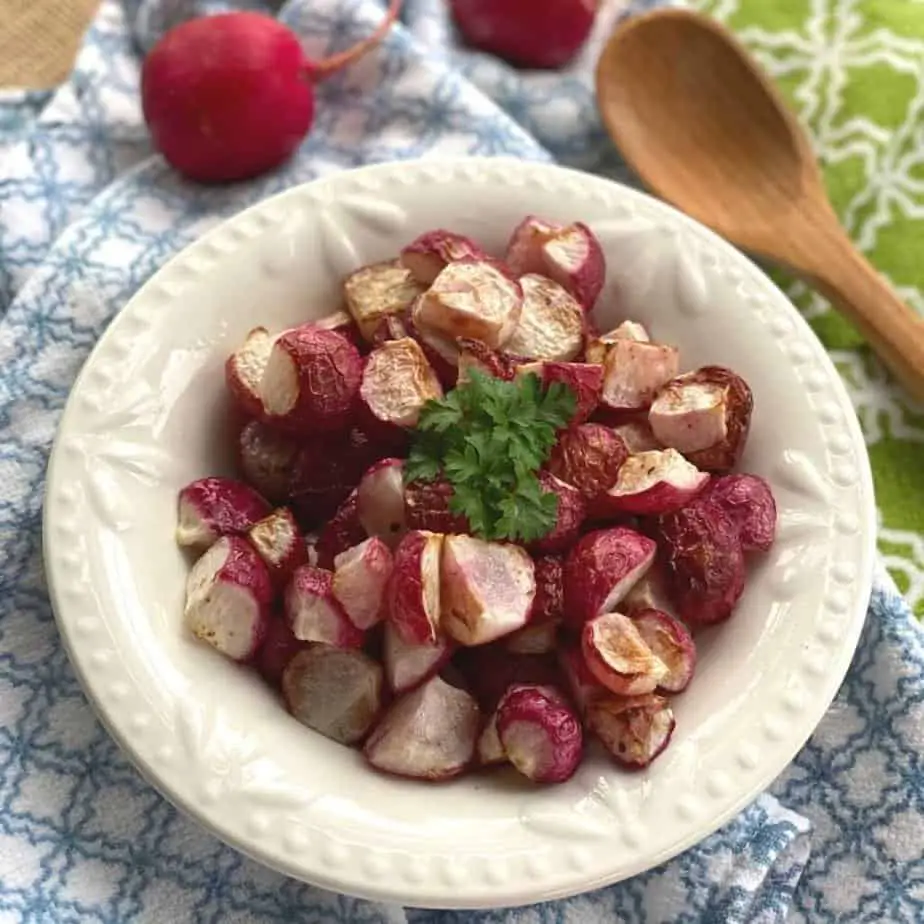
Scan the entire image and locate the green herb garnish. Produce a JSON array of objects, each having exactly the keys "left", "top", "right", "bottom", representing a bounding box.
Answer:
[{"left": 405, "top": 370, "right": 576, "bottom": 543}]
